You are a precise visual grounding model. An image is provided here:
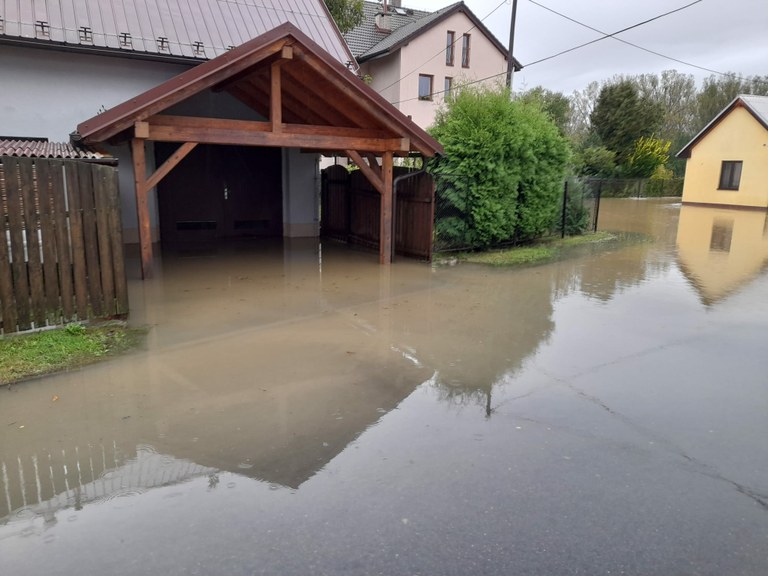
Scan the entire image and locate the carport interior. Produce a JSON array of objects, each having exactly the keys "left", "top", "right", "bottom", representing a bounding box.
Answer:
[{"left": 75, "top": 23, "right": 442, "bottom": 278}]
